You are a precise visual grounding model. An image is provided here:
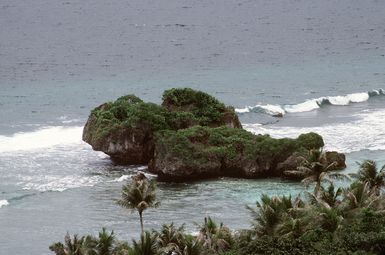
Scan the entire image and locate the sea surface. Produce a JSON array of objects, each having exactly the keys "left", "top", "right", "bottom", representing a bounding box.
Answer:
[{"left": 1, "top": 0, "right": 385, "bottom": 254}]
